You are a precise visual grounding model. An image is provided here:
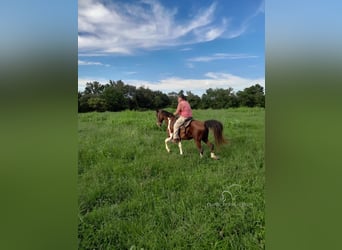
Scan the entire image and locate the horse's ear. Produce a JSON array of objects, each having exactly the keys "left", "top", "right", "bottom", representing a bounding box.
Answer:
[{"left": 156, "top": 109, "right": 159, "bottom": 113}]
